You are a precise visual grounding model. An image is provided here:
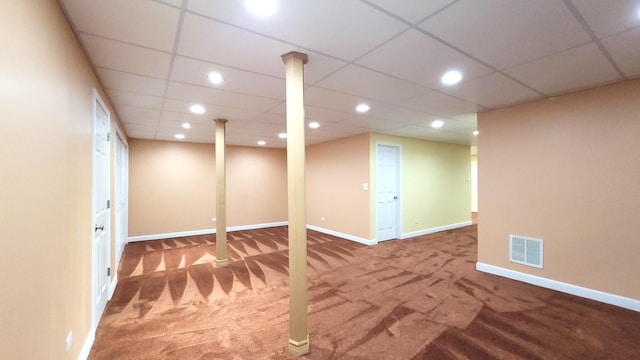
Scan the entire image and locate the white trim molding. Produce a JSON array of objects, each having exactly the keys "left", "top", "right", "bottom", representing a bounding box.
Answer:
[
  {"left": 307, "top": 225, "right": 377, "bottom": 246},
  {"left": 127, "top": 221, "right": 288, "bottom": 242},
  {"left": 476, "top": 262, "right": 640, "bottom": 312},
  {"left": 77, "top": 328, "right": 95, "bottom": 360},
  {"left": 401, "top": 221, "right": 472, "bottom": 239},
  {"left": 109, "top": 273, "right": 118, "bottom": 299}
]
